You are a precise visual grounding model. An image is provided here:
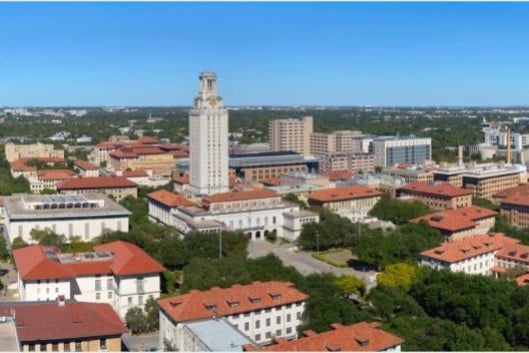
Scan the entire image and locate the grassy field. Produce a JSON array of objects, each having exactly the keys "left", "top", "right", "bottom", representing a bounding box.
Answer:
[{"left": 312, "top": 249, "right": 354, "bottom": 268}]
